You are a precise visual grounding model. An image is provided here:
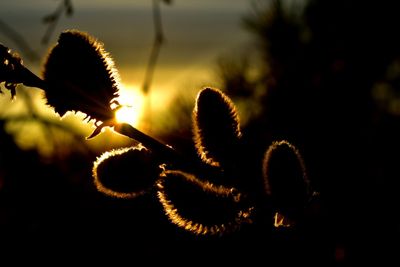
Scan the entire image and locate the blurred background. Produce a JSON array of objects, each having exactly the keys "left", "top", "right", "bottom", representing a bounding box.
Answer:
[{"left": 0, "top": 0, "right": 399, "bottom": 264}]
